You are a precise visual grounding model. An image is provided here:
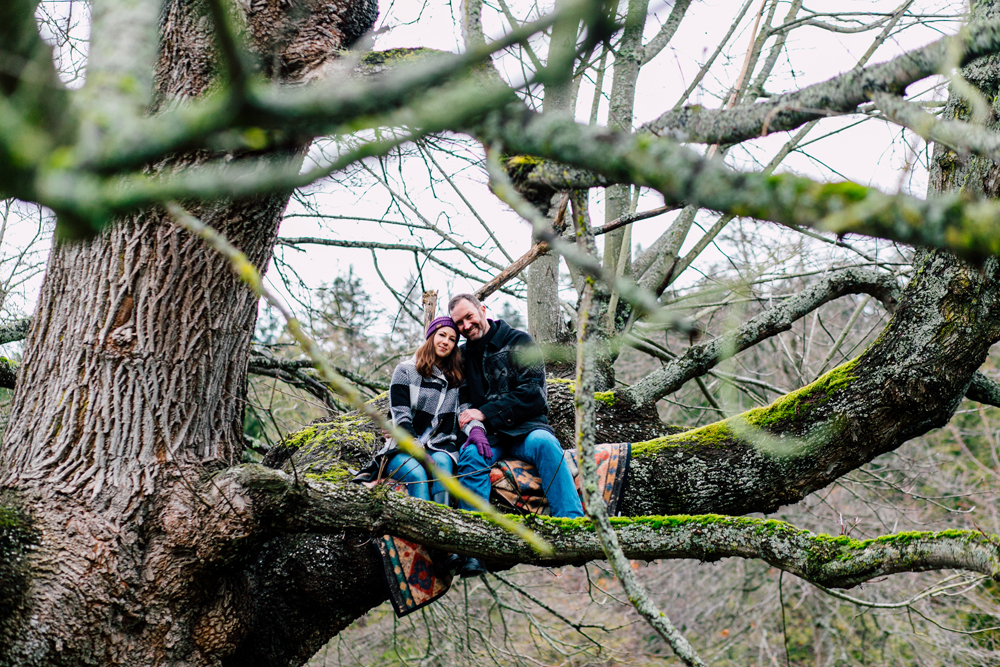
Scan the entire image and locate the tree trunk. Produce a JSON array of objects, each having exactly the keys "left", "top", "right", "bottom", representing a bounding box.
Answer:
[{"left": 0, "top": 0, "right": 376, "bottom": 664}]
